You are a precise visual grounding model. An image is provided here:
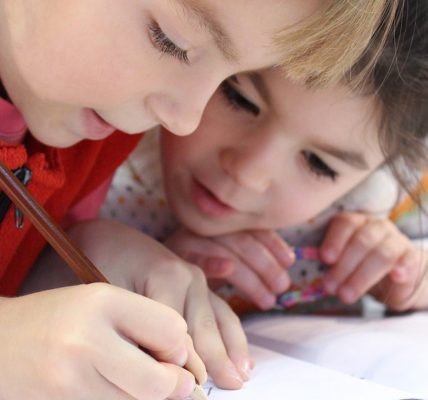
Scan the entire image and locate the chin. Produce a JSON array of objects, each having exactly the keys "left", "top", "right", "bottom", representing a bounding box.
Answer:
[
  {"left": 33, "top": 134, "right": 80, "bottom": 148},
  {"left": 178, "top": 215, "right": 240, "bottom": 238},
  {"left": 27, "top": 121, "right": 81, "bottom": 148}
]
